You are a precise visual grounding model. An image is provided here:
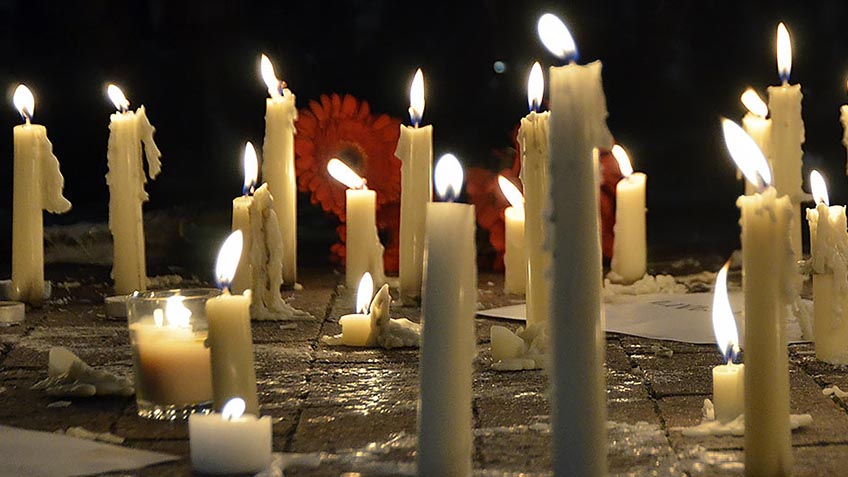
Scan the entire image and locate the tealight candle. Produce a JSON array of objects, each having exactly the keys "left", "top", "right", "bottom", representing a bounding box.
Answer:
[
  {"left": 189, "top": 397, "right": 272, "bottom": 474},
  {"left": 609, "top": 144, "right": 647, "bottom": 283},
  {"left": 710, "top": 260, "right": 745, "bottom": 423},
  {"left": 498, "top": 176, "right": 525, "bottom": 294}
]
